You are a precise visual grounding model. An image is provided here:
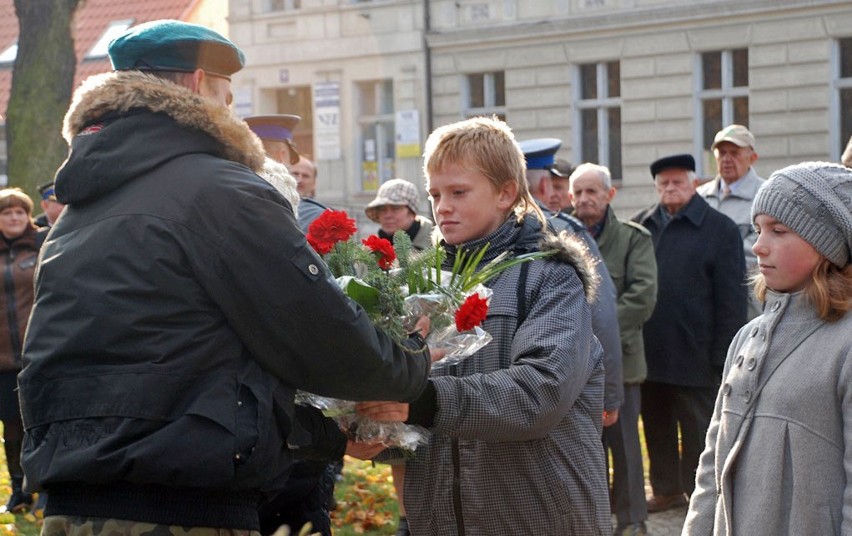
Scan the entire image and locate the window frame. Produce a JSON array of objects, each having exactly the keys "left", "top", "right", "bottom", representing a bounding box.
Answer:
[
  {"left": 694, "top": 48, "right": 750, "bottom": 177},
  {"left": 571, "top": 61, "right": 622, "bottom": 181},
  {"left": 830, "top": 37, "right": 852, "bottom": 162},
  {"left": 268, "top": 0, "right": 301, "bottom": 11},
  {"left": 356, "top": 79, "right": 396, "bottom": 192},
  {"left": 461, "top": 71, "right": 506, "bottom": 119}
]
